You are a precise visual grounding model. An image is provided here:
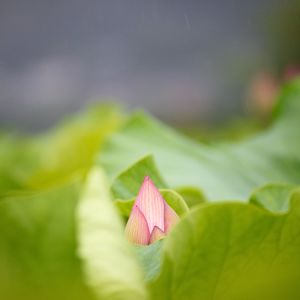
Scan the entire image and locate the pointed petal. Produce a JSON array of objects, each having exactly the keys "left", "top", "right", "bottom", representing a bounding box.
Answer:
[
  {"left": 149, "top": 226, "right": 165, "bottom": 244},
  {"left": 164, "top": 203, "right": 180, "bottom": 233},
  {"left": 135, "top": 176, "right": 165, "bottom": 233},
  {"left": 125, "top": 205, "right": 150, "bottom": 245}
]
